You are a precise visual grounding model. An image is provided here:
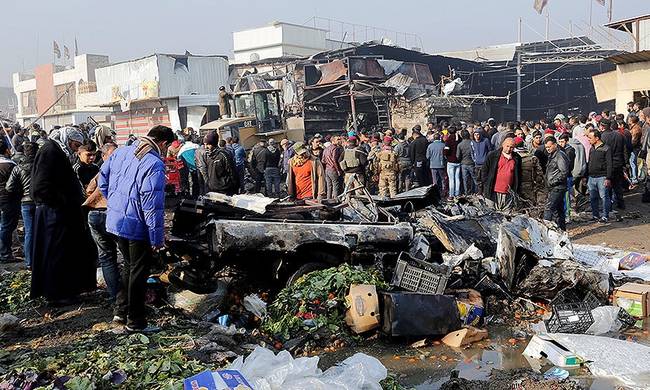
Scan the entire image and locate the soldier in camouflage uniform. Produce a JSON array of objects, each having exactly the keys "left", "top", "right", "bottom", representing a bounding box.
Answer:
[{"left": 377, "top": 136, "right": 399, "bottom": 198}]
